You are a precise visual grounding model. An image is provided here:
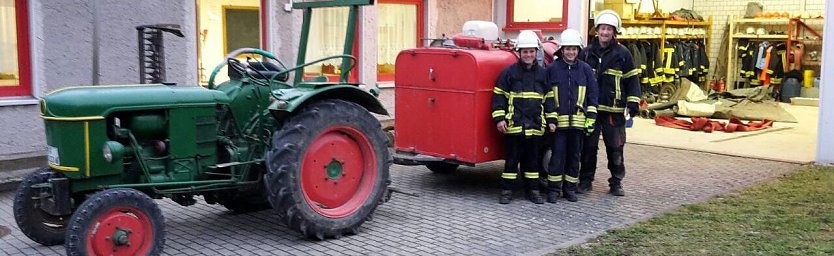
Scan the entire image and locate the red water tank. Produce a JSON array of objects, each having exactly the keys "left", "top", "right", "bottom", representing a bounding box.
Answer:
[{"left": 394, "top": 47, "right": 518, "bottom": 165}]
